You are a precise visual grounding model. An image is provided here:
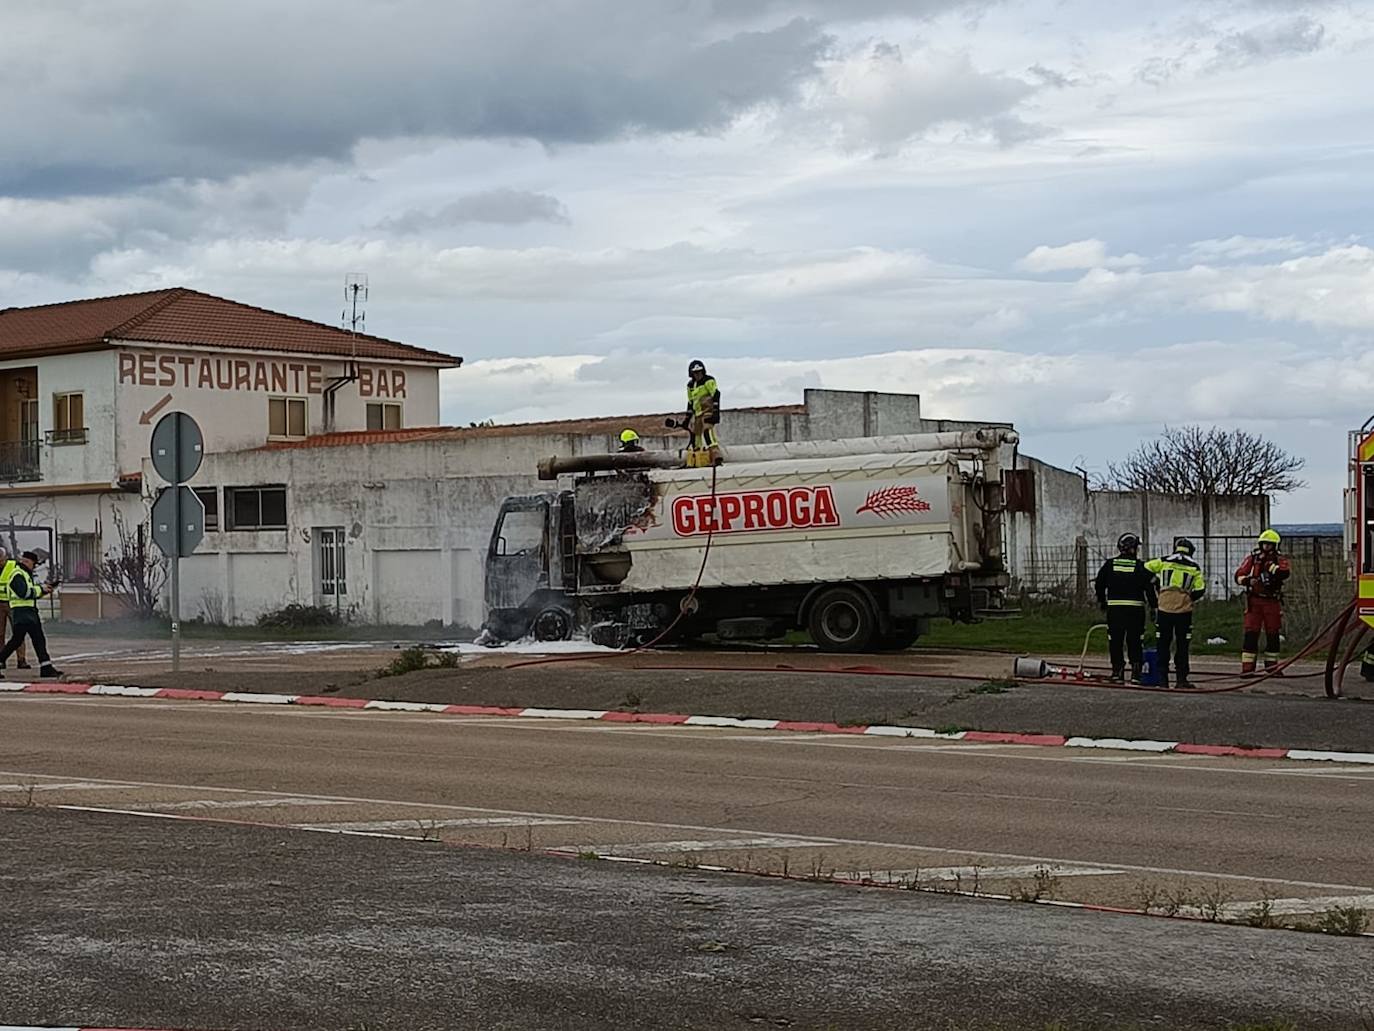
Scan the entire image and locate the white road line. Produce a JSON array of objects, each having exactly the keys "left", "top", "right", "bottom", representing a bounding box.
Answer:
[
  {"left": 15, "top": 769, "right": 1374, "bottom": 894},
  {"left": 295, "top": 816, "right": 580, "bottom": 832},
  {"left": 143, "top": 797, "right": 356, "bottom": 811},
  {"left": 0, "top": 781, "right": 123, "bottom": 792},
  {"left": 833, "top": 864, "right": 1126, "bottom": 882},
  {"left": 558, "top": 836, "right": 834, "bottom": 855},
  {"left": 1187, "top": 894, "right": 1374, "bottom": 920}
]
